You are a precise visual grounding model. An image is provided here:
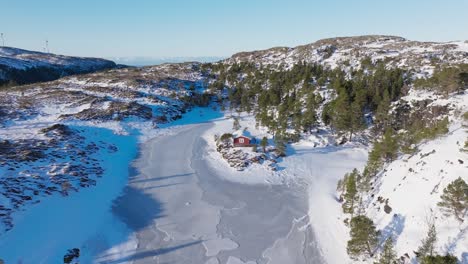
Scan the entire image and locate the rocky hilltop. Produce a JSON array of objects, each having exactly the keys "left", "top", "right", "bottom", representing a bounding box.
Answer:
[{"left": 226, "top": 35, "right": 468, "bottom": 76}]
